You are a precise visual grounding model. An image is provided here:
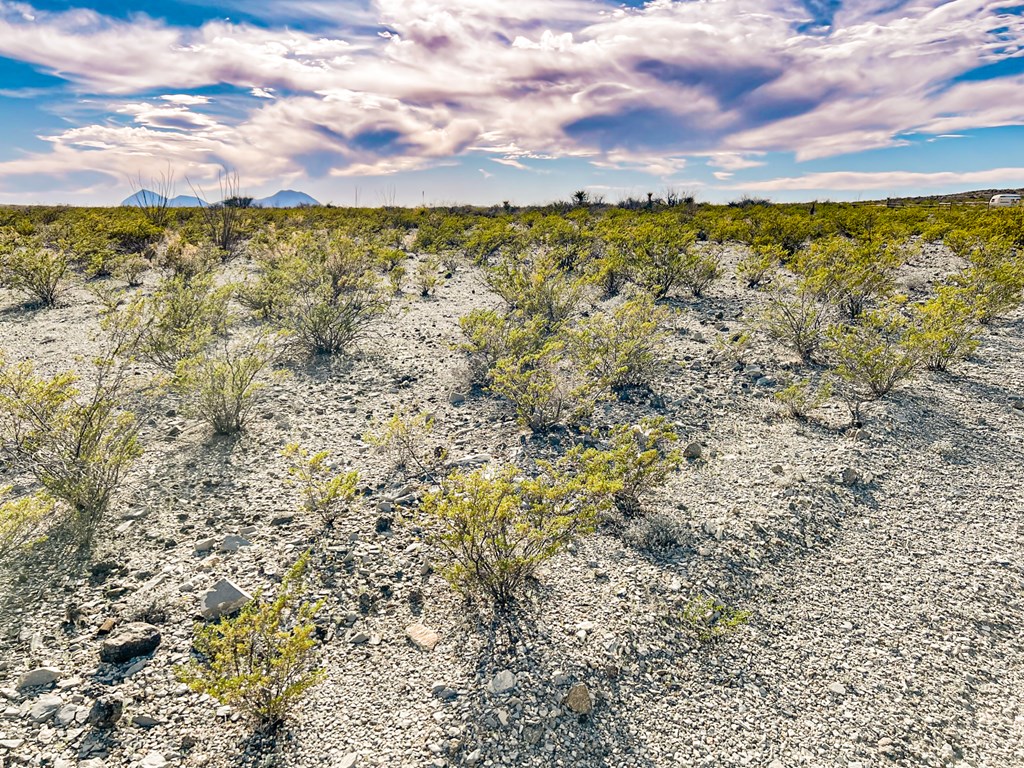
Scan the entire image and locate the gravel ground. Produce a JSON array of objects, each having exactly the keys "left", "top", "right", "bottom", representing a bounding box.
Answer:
[{"left": 0, "top": 242, "right": 1022, "bottom": 768}]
